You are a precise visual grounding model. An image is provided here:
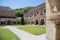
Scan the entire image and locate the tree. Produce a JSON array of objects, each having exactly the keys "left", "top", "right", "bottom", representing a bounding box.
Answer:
[
  {"left": 13, "top": 6, "right": 33, "bottom": 17},
  {"left": 20, "top": 17, "right": 25, "bottom": 25}
]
